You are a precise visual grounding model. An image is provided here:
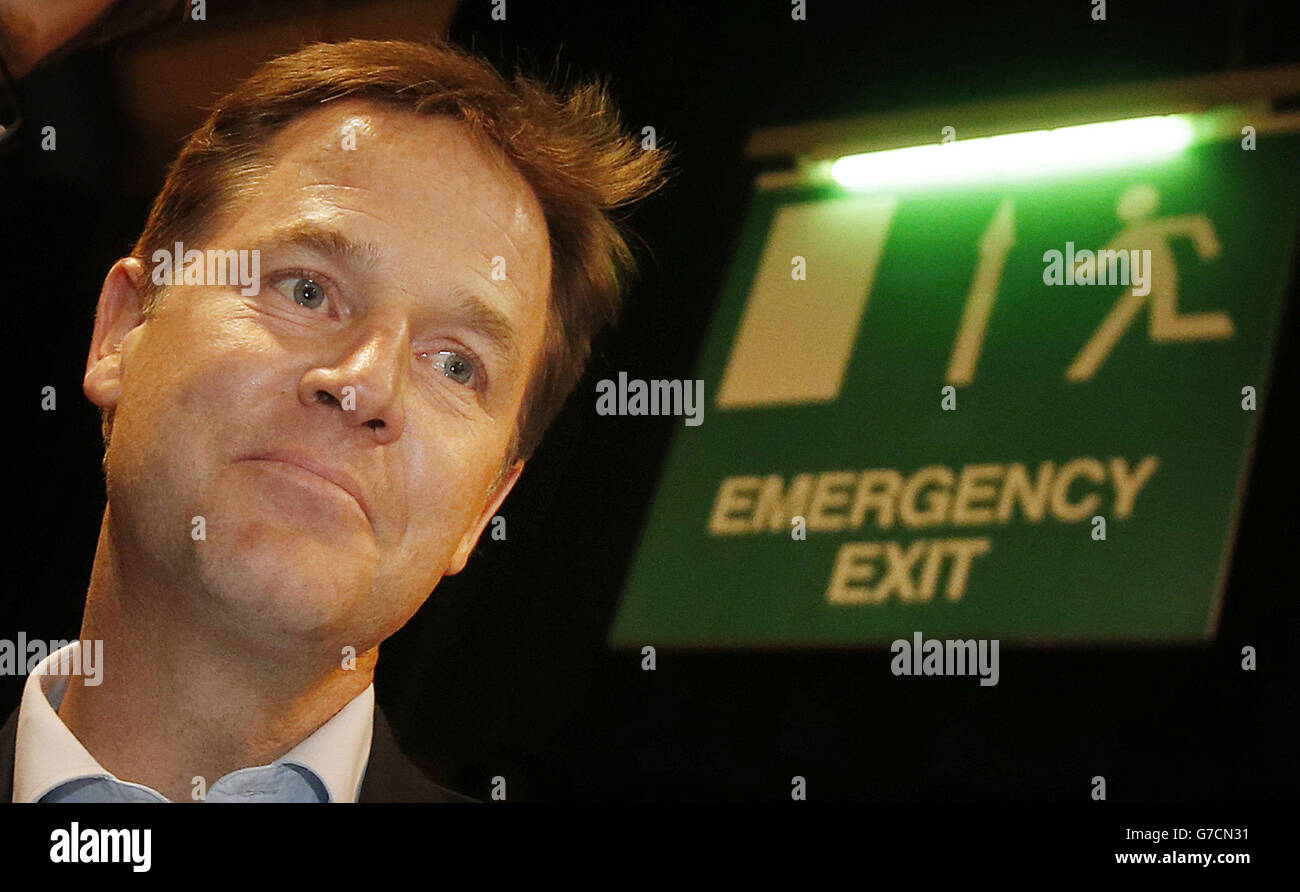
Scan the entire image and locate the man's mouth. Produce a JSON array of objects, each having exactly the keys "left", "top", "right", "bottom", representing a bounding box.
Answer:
[{"left": 239, "top": 449, "right": 373, "bottom": 528}]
